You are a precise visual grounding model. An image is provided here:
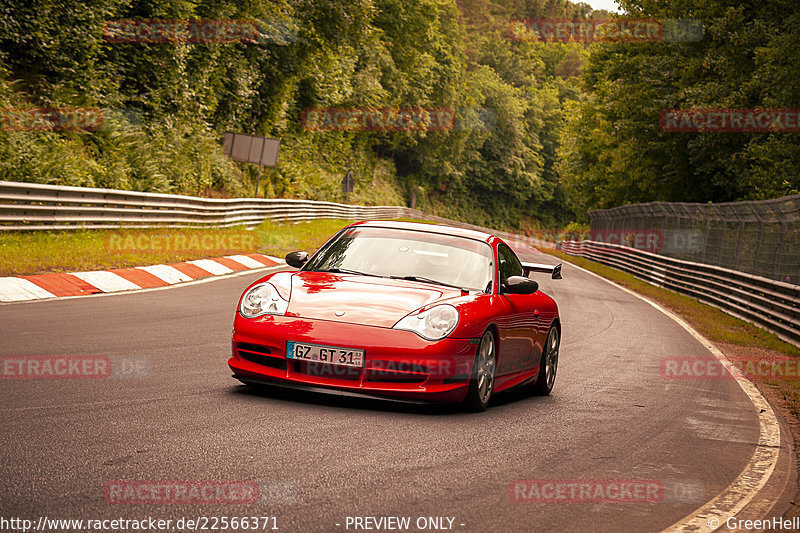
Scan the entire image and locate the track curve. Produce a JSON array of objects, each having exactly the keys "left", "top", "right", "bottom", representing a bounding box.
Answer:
[{"left": 0, "top": 248, "right": 784, "bottom": 532}]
